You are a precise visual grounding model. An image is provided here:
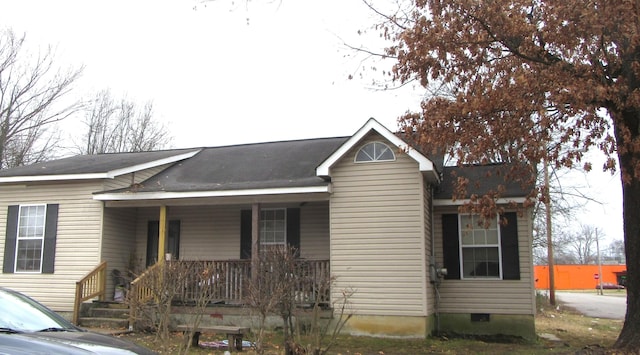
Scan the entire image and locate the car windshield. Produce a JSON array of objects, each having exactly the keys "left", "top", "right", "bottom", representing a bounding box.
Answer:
[{"left": 0, "top": 288, "right": 77, "bottom": 332}]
